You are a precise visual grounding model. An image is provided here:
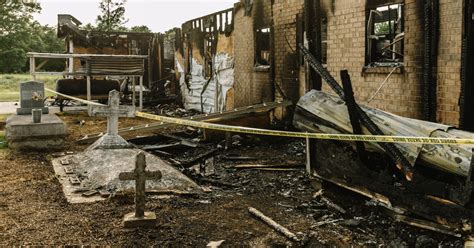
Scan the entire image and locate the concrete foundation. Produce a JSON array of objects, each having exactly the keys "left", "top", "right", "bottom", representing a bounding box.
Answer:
[
  {"left": 52, "top": 149, "right": 202, "bottom": 203},
  {"left": 6, "top": 114, "right": 67, "bottom": 150},
  {"left": 123, "top": 212, "right": 157, "bottom": 228}
]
